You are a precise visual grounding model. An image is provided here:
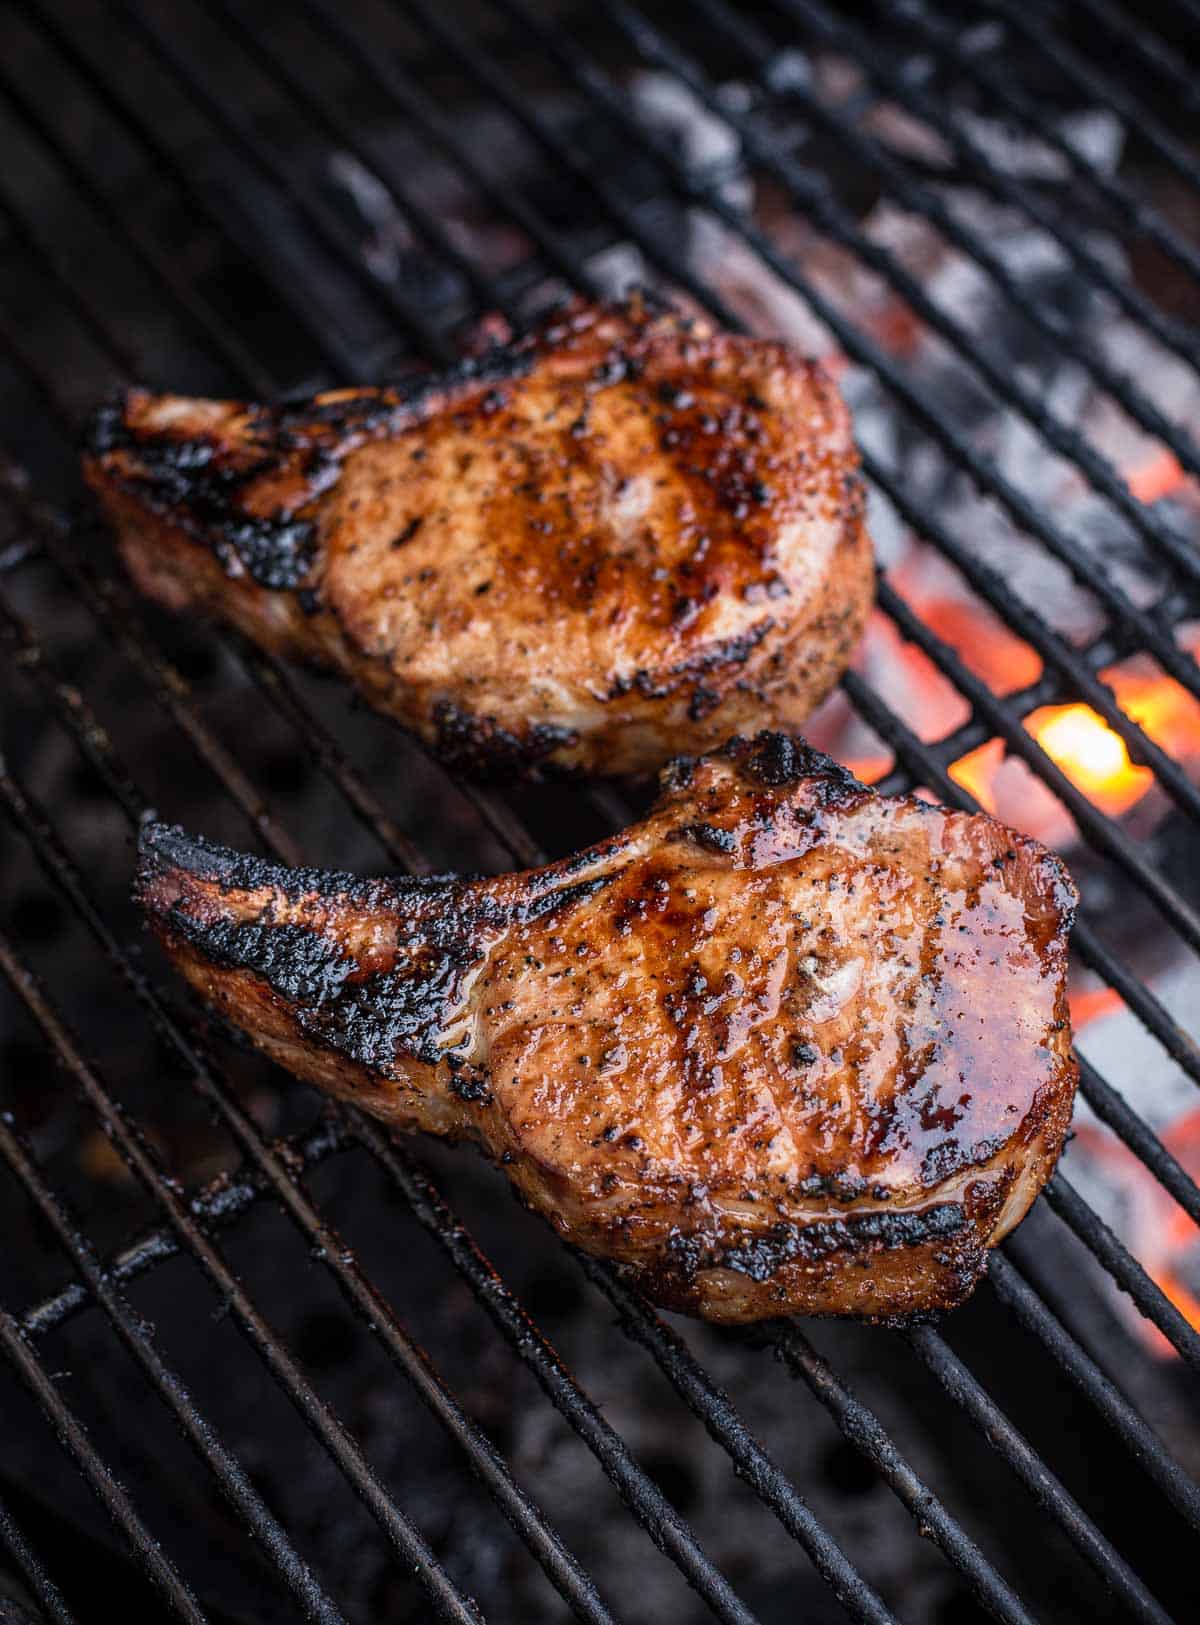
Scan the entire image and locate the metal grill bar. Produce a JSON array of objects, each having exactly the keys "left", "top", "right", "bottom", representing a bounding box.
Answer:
[
  {"left": 202, "top": 0, "right": 523, "bottom": 325},
  {"left": 981, "top": 0, "right": 1200, "bottom": 204},
  {"left": 582, "top": 1259, "right": 1036, "bottom": 1625},
  {"left": 110, "top": 0, "right": 457, "bottom": 367},
  {"left": 0, "top": 1113, "right": 348, "bottom": 1625},
  {"left": 1043, "top": 1175, "right": 1200, "bottom": 1370},
  {"left": 0, "top": 1490, "right": 75, "bottom": 1625},
  {"left": 357, "top": 1117, "right": 898, "bottom": 1625},
  {"left": 294, "top": 0, "right": 610, "bottom": 307},
  {"left": 986, "top": 1251, "right": 1200, "bottom": 1531},
  {"left": 903, "top": 1325, "right": 1172, "bottom": 1625},
  {"left": 0, "top": 783, "right": 485, "bottom": 1625},
  {"left": 231, "top": 638, "right": 432, "bottom": 873},
  {"left": 17, "top": 1119, "right": 352, "bottom": 1342},
  {"left": 0, "top": 16, "right": 278, "bottom": 392},
  {"left": 18, "top": 0, "right": 344, "bottom": 384},
  {"left": 567, "top": 1253, "right": 905, "bottom": 1625},
  {"left": 888, "top": 577, "right": 1200, "bottom": 962},
  {"left": 0, "top": 188, "right": 141, "bottom": 381},
  {"left": 762, "top": 1319, "right": 1034, "bottom": 1624},
  {"left": 1070, "top": 0, "right": 1200, "bottom": 119},
  {"left": 3, "top": 479, "right": 303, "bottom": 864},
  {"left": 0, "top": 975, "right": 208, "bottom": 1625},
  {"left": 852, "top": 460, "right": 1200, "bottom": 857}
]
